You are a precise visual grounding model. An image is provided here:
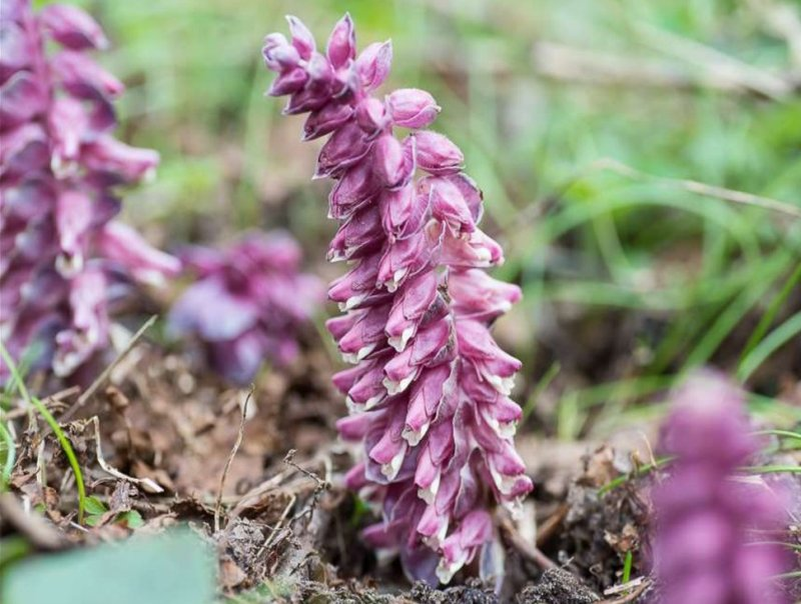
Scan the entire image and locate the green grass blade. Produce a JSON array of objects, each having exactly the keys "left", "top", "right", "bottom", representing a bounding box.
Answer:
[
  {"left": 522, "top": 361, "right": 560, "bottom": 423},
  {"left": 738, "top": 311, "right": 801, "bottom": 383},
  {"left": 740, "top": 264, "right": 801, "bottom": 362},
  {"left": 622, "top": 550, "right": 633, "bottom": 584},
  {"left": 753, "top": 429, "right": 801, "bottom": 442},
  {"left": 0, "top": 421, "right": 15, "bottom": 492},
  {"left": 0, "top": 341, "right": 87, "bottom": 523},
  {"left": 743, "top": 465, "right": 801, "bottom": 474},
  {"left": 681, "top": 252, "right": 792, "bottom": 371}
]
